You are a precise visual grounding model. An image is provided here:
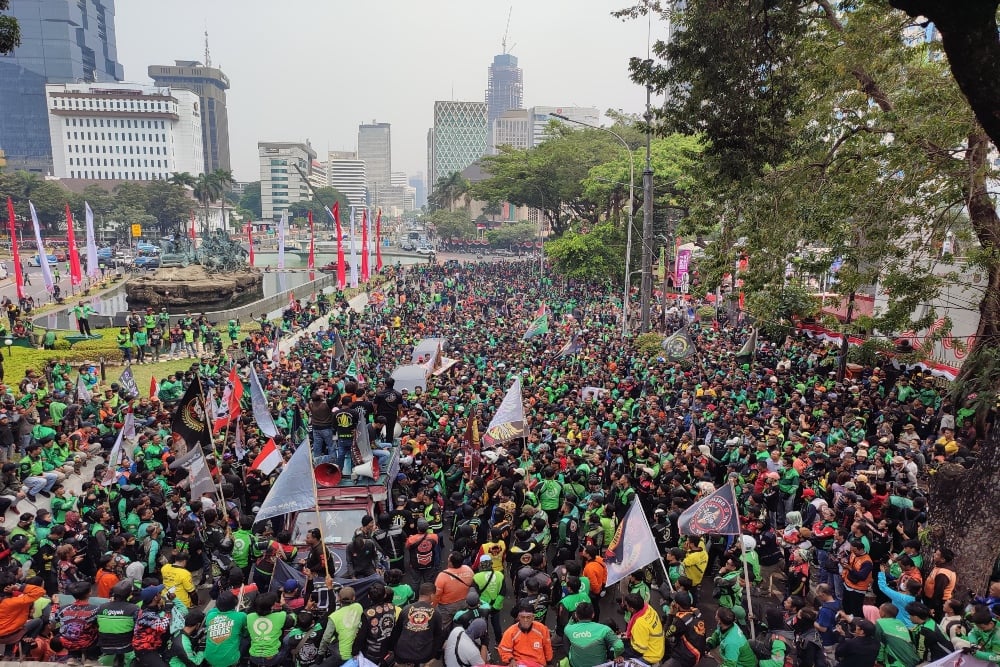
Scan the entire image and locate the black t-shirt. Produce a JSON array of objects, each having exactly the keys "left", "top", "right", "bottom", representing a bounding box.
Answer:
[
  {"left": 333, "top": 407, "right": 358, "bottom": 439},
  {"left": 374, "top": 390, "right": 403, "bottom": 416}
]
